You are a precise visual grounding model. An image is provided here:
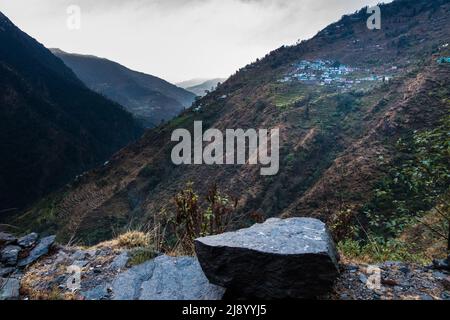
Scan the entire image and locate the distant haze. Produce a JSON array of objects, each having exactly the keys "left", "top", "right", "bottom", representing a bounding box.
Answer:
[{"left": 0, "top": 0, "right": 388, "bottom": 83}]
